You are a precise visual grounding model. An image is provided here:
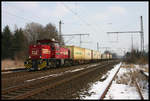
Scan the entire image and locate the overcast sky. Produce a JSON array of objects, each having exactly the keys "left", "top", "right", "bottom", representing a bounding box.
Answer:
[{"left": 2, "top": 1, "right": 149, "bottom": 56}]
